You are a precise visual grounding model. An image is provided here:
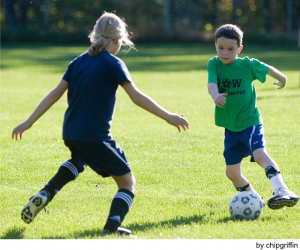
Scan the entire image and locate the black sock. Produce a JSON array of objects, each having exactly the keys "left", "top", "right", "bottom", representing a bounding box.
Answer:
[
  {"left": 104, "top": 189, "right": 134, "bottom": 232},
  {"left": 40, "top": 161, "right": 79, "bottom": 201}
]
